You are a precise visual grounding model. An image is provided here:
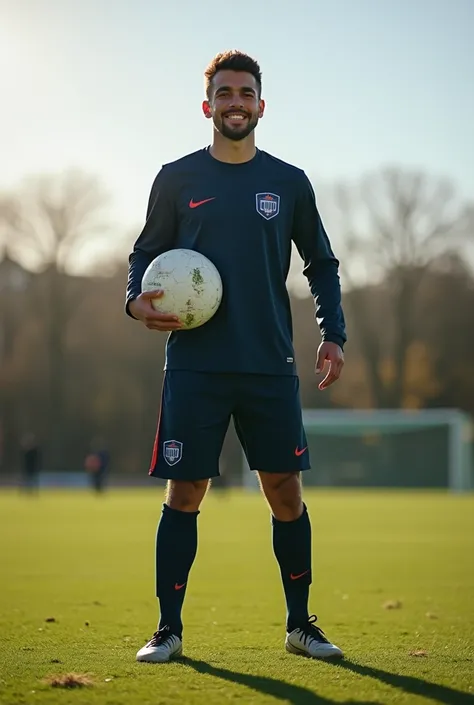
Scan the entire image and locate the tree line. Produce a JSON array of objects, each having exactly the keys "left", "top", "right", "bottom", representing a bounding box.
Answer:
[{"left": 0, "top": 167, "right": 472, "bottom": 478}]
